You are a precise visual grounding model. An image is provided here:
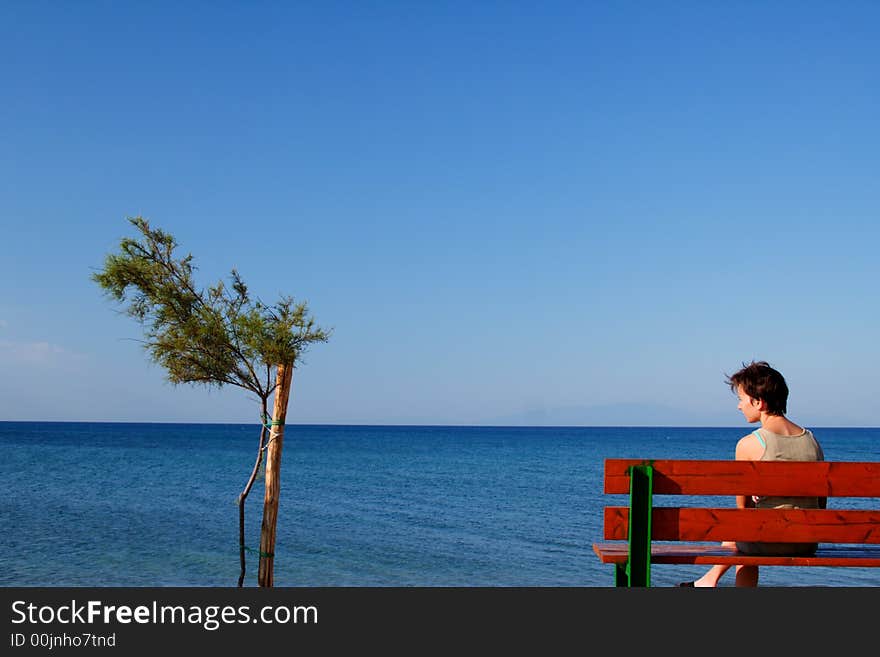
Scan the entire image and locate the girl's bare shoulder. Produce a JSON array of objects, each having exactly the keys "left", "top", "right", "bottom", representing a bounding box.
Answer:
[{"left": 735, "top": 431, "right": 765, "bottom": 460}]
